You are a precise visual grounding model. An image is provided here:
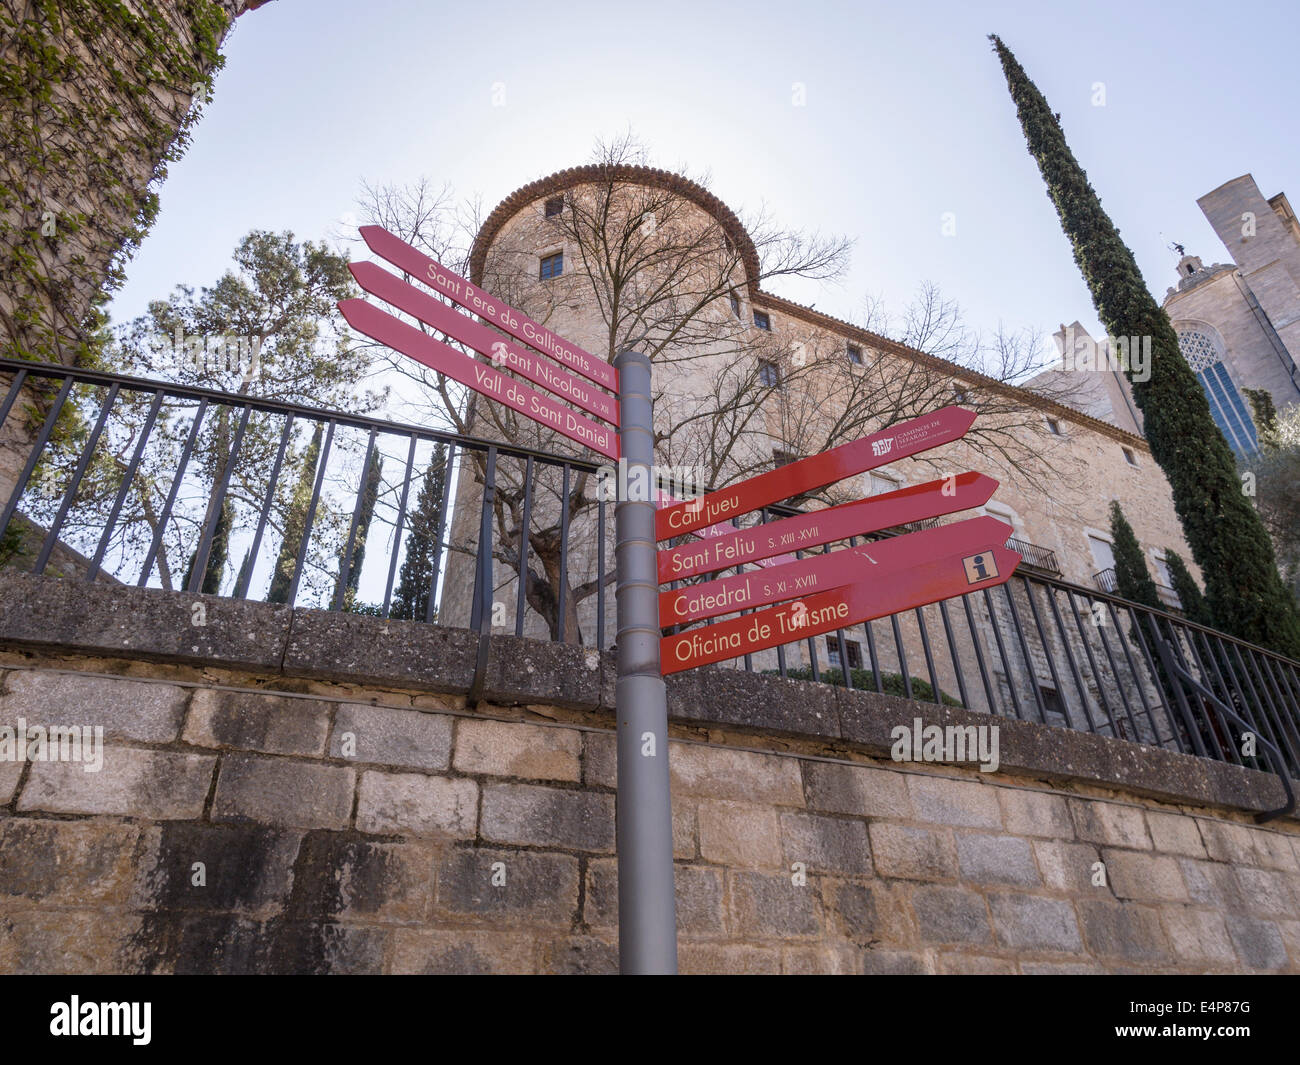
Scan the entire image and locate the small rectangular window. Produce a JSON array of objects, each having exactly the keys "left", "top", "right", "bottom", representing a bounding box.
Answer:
[
  {"left": 1046, "top": 416, "right": 1063, "bottom": 436},
  {"left": 1122, "top": 447, "right": 1138, "bottom": 466},
  {"left": 729, "top": 290, "right": 741, "bottom": 318},
  {"left": 544, "top": 196, "right": 564, "bottom": 218},
  {"left": 539, "top": 252, "right": 563, "bottom": 280},
  {"left": 753, "top": 310, "right": 771, "bottom": 331},
  {"left": 825, "top": 637, "right": 863, "bottom": 670},
  {"left": 772, "top": 448, "right": 797, "bottom": 467},
  {"left": 847, "top": 344, "right": 863, "bottom": 365},
  {"left": 759, "top": 360, "right": 781, "bottom": 388}
]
